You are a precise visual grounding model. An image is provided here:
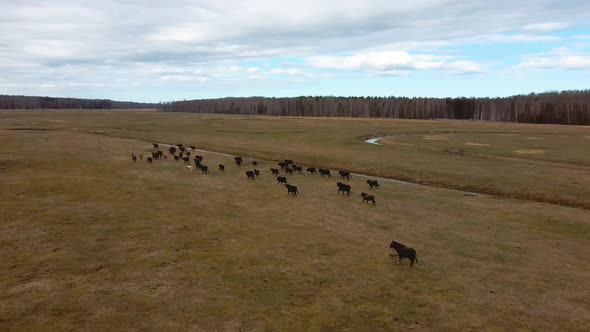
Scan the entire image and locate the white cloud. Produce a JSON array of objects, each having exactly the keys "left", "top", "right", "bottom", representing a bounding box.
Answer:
[
  {"left": 516, "top": 48, "right": 590, "bottom": 71},
  {"left": 522, "top": 22, "right": 571, "bottom": 32}
]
